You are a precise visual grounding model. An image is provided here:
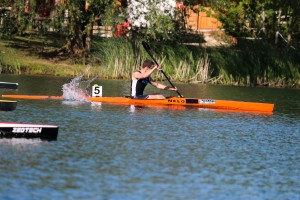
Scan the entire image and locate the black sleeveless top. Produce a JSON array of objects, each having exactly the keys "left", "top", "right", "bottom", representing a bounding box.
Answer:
[{"left": 131, "top": 71, "right": 151, "bottom": 96}]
